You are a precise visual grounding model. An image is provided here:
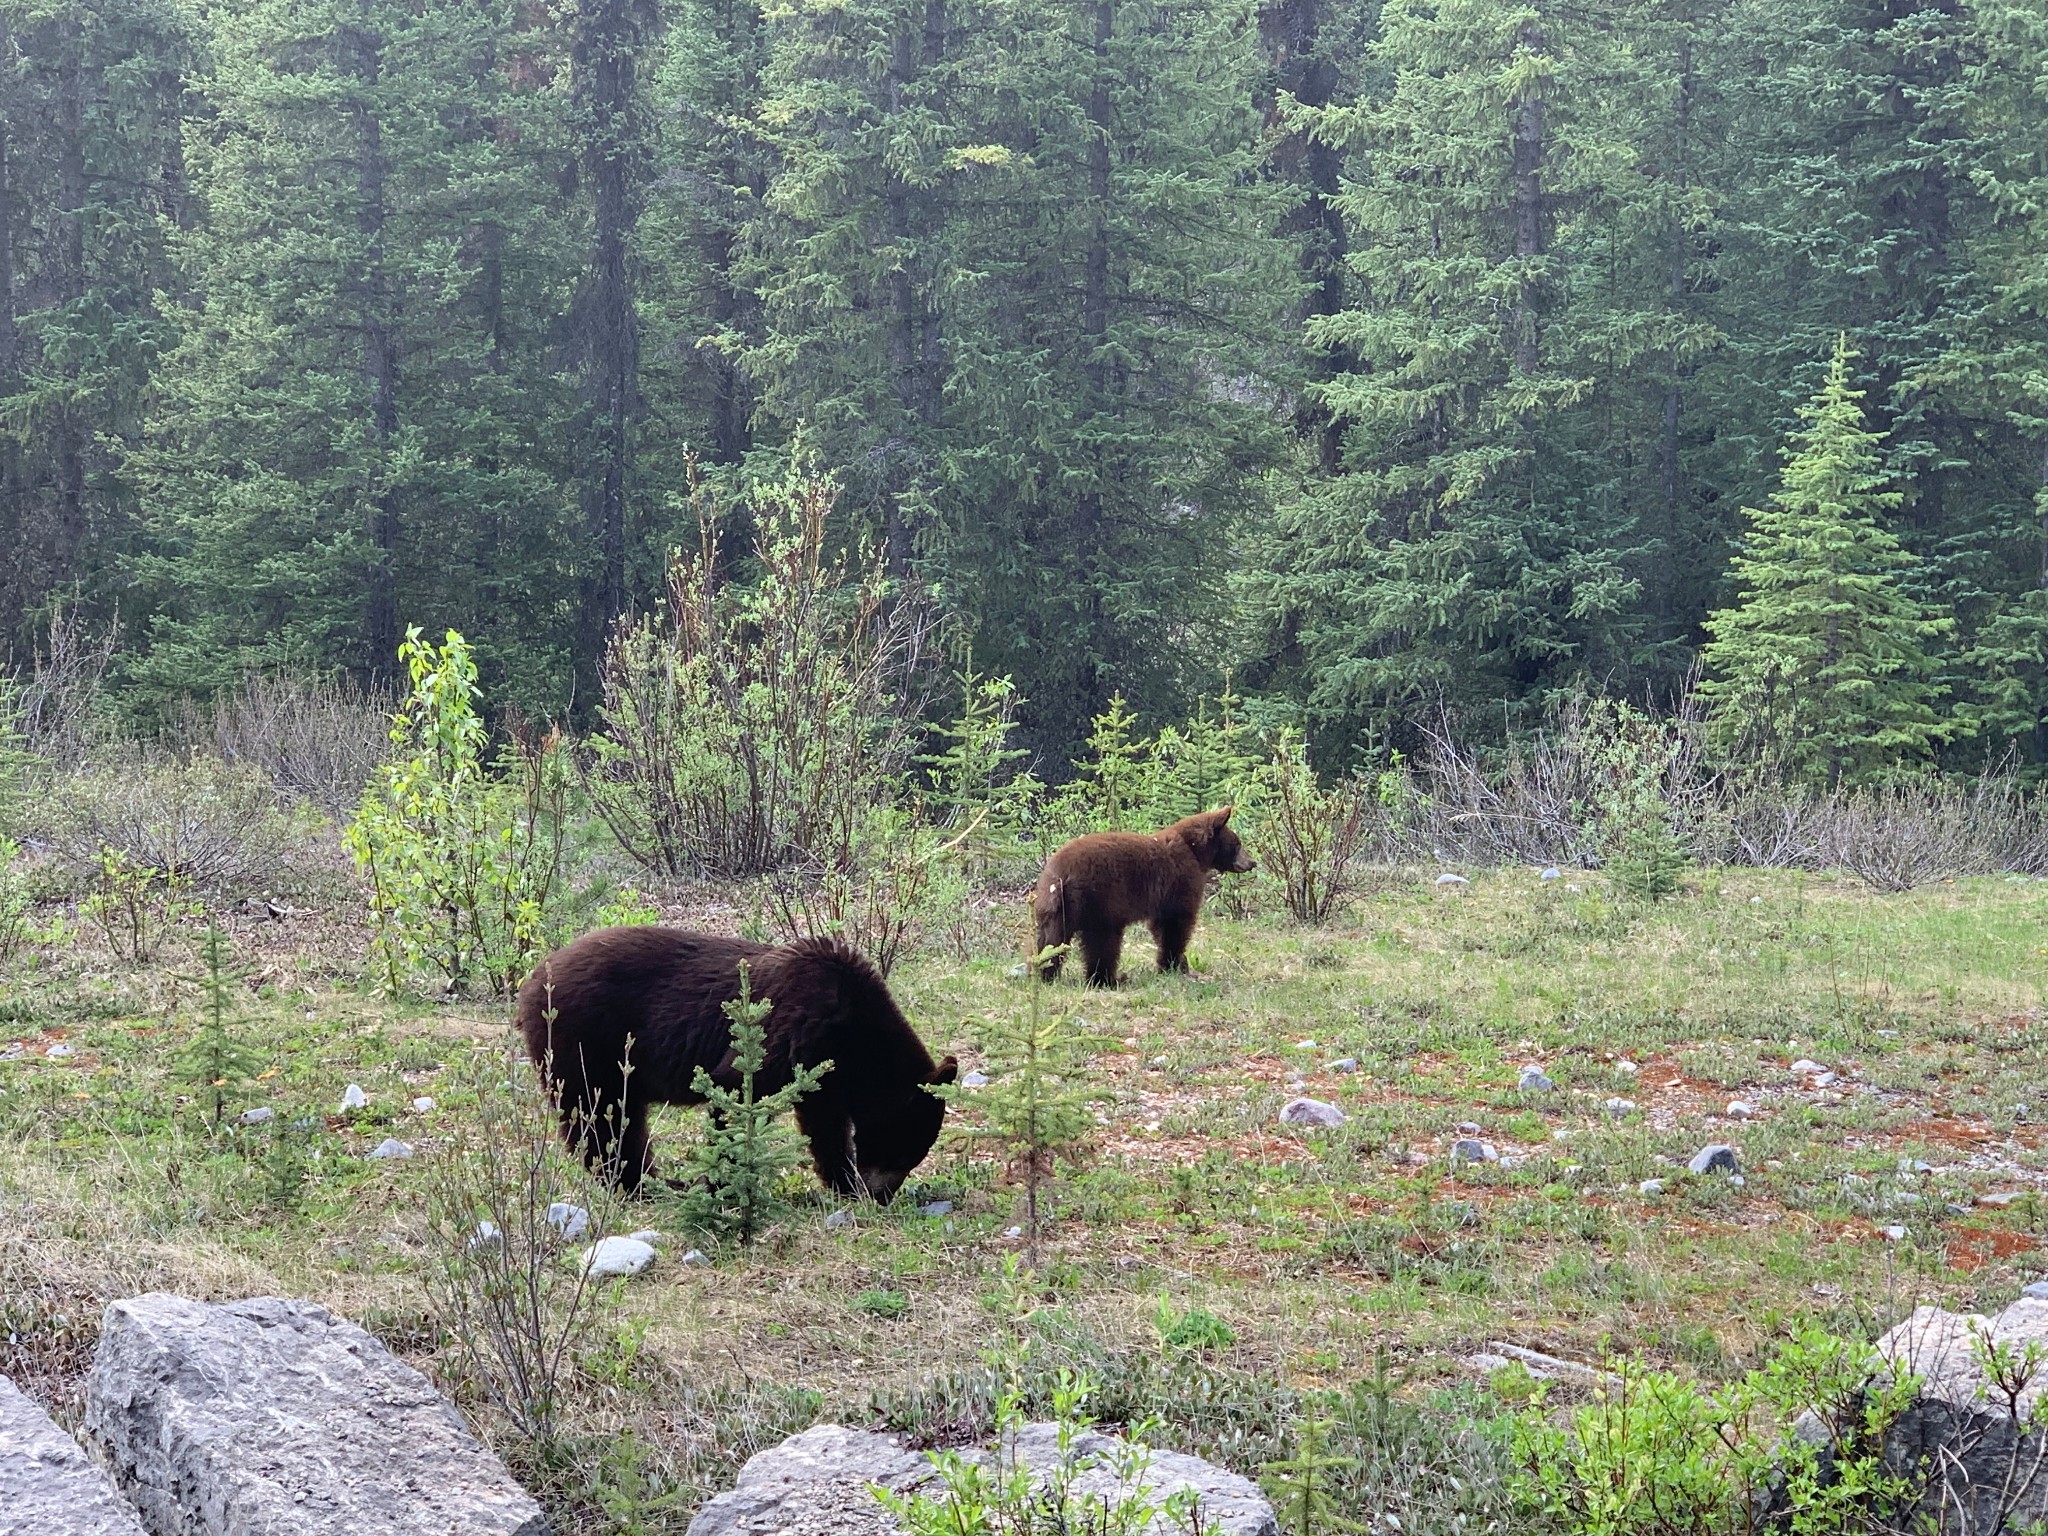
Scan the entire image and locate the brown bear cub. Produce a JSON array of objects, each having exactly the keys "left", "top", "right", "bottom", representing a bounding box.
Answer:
[
  {"left": 516, "top": 927, "right": 956, "bottom": 1201},
  {"left": 1033, "top": 806, "right": 1256, "bottom": 987}
]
